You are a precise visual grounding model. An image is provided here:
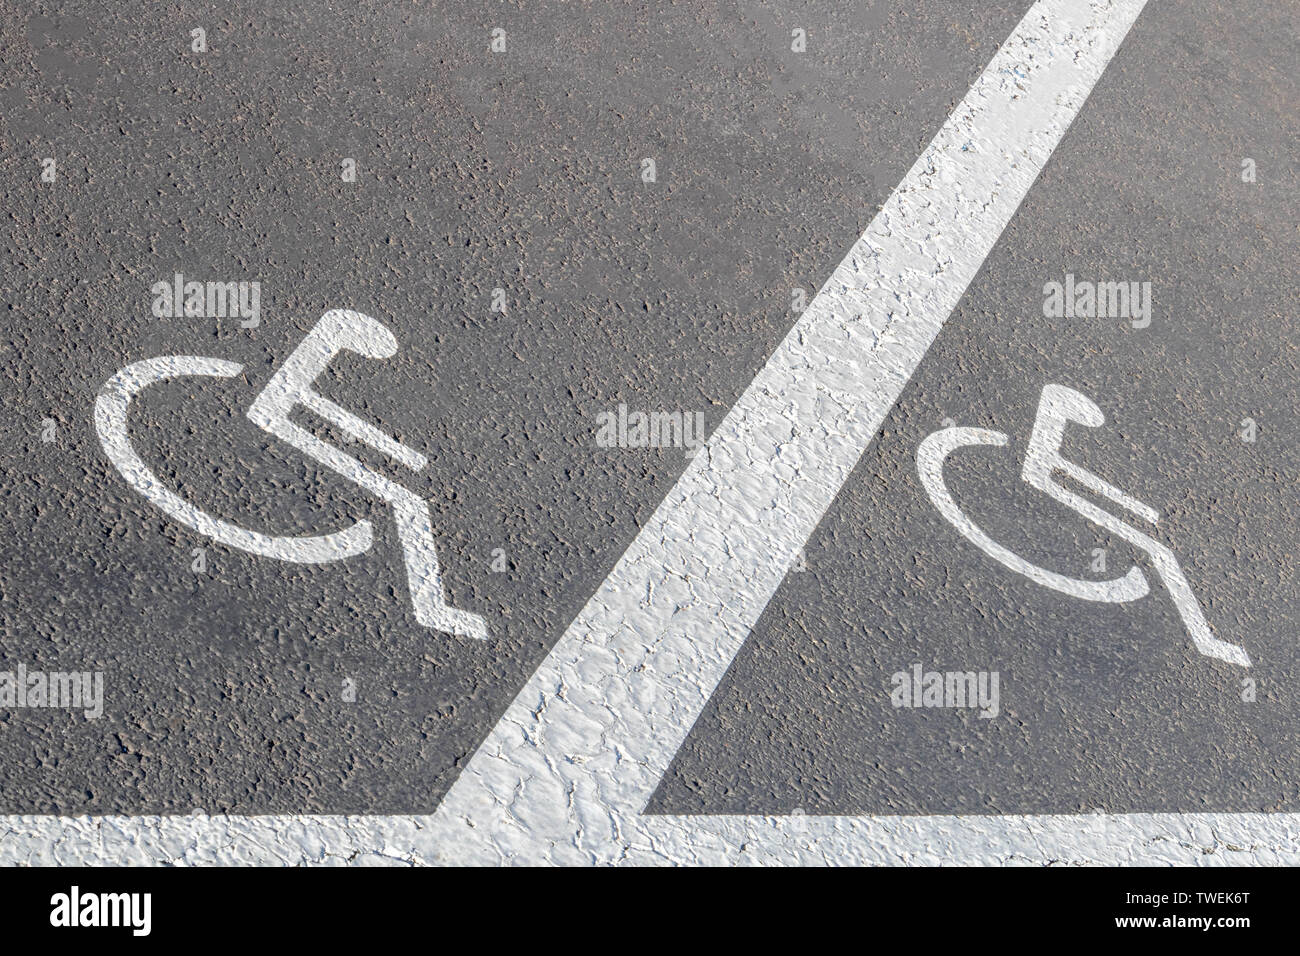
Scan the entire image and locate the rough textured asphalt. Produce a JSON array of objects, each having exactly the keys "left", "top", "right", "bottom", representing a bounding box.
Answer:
[{"left": 1, "top": 0, "right": 1295, "bottom": 825}]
